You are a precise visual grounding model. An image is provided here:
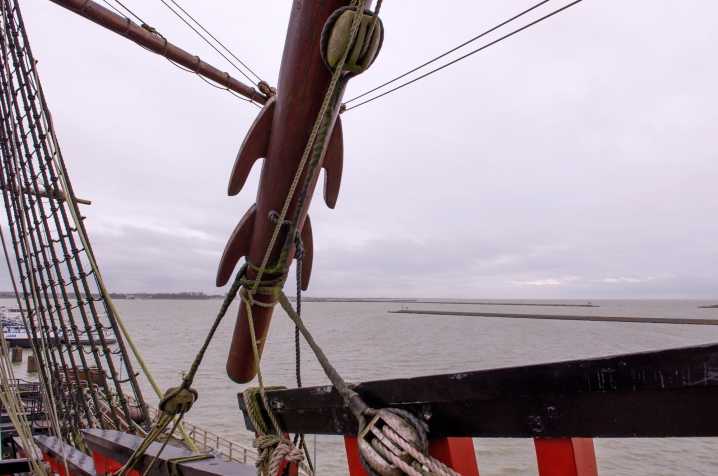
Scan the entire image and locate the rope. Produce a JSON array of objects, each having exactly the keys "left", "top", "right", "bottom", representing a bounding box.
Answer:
[
  {"left": 278, "top": 290, "right": 466, "bottom": 475},
  {"left": 47, "top": 94, "right": 200, "bottom": 453},
  {"left": 247, "top": 0, "right": 368, "bottom": 292},
  {"left": 0, "top": 6, "right": 69, "bottom": 470},
  {"left": 242, "top": 386, "right": 286, "bottom": 436},
  {"left": 344, "top": 0, "right": 550, "bottom": 105},
  {"left": 165, "top": 454, "right": 214, "bottom": 476},
  {"left": 0, "top": 319, "right": 49, "bottom": 476},
  {"left": 344, "top": 0, "right": 584, "bottom": 112}
]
